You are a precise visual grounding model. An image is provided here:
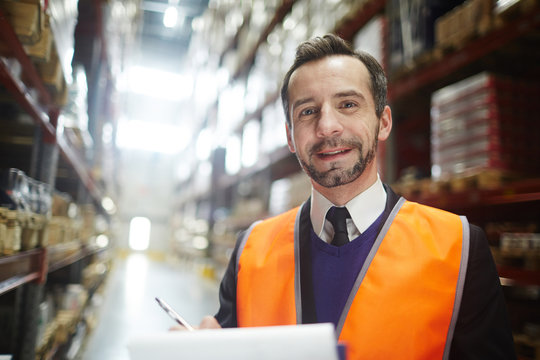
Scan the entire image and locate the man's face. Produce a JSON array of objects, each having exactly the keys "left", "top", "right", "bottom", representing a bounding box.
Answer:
[{"left": 286, "top": 55, "right": 387, "bottom": 189}]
